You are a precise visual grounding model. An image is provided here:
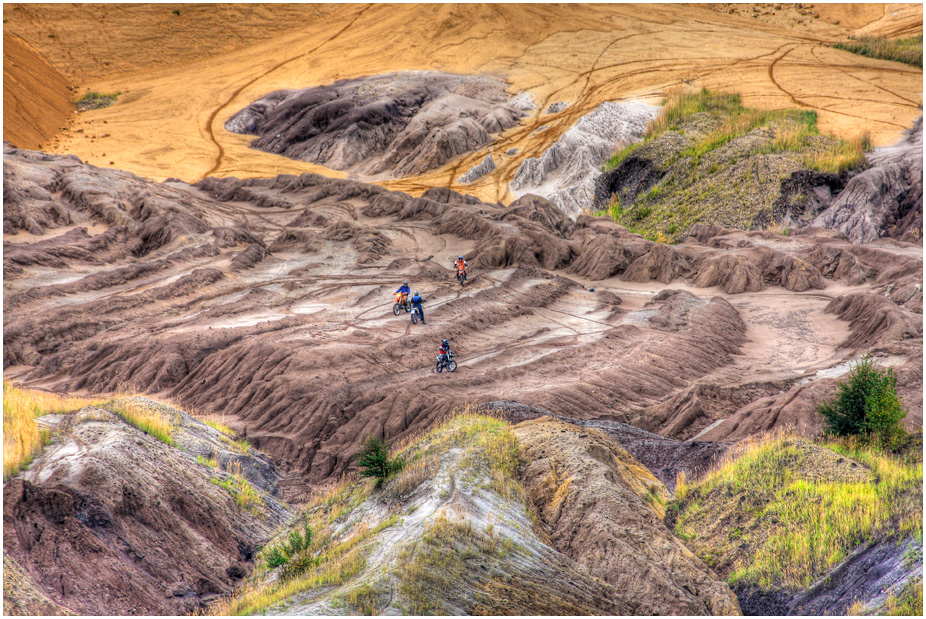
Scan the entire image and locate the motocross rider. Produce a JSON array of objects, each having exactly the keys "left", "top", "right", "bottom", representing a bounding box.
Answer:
[
  {"left": 438, "top": 339, "right": 451, "bottom": 365},
  {"left": 396, "top": 280, "right": 410, "bottom": 308},
  {"left": 410, "top": 290, "right": 426, "bottom": 324}
]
